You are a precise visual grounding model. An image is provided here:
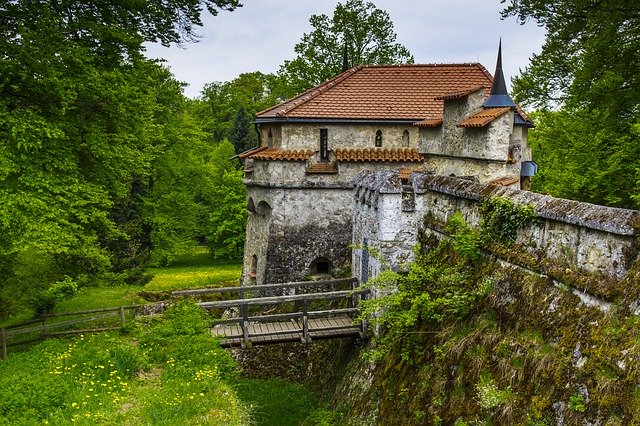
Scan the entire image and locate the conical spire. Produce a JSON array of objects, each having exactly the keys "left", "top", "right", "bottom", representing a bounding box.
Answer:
[
  {"left": 484, "top": 39, "right": 516, "bottom": 108},
  {"left": 341, "top": 40, "right": 350, "bottom": 72}
]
